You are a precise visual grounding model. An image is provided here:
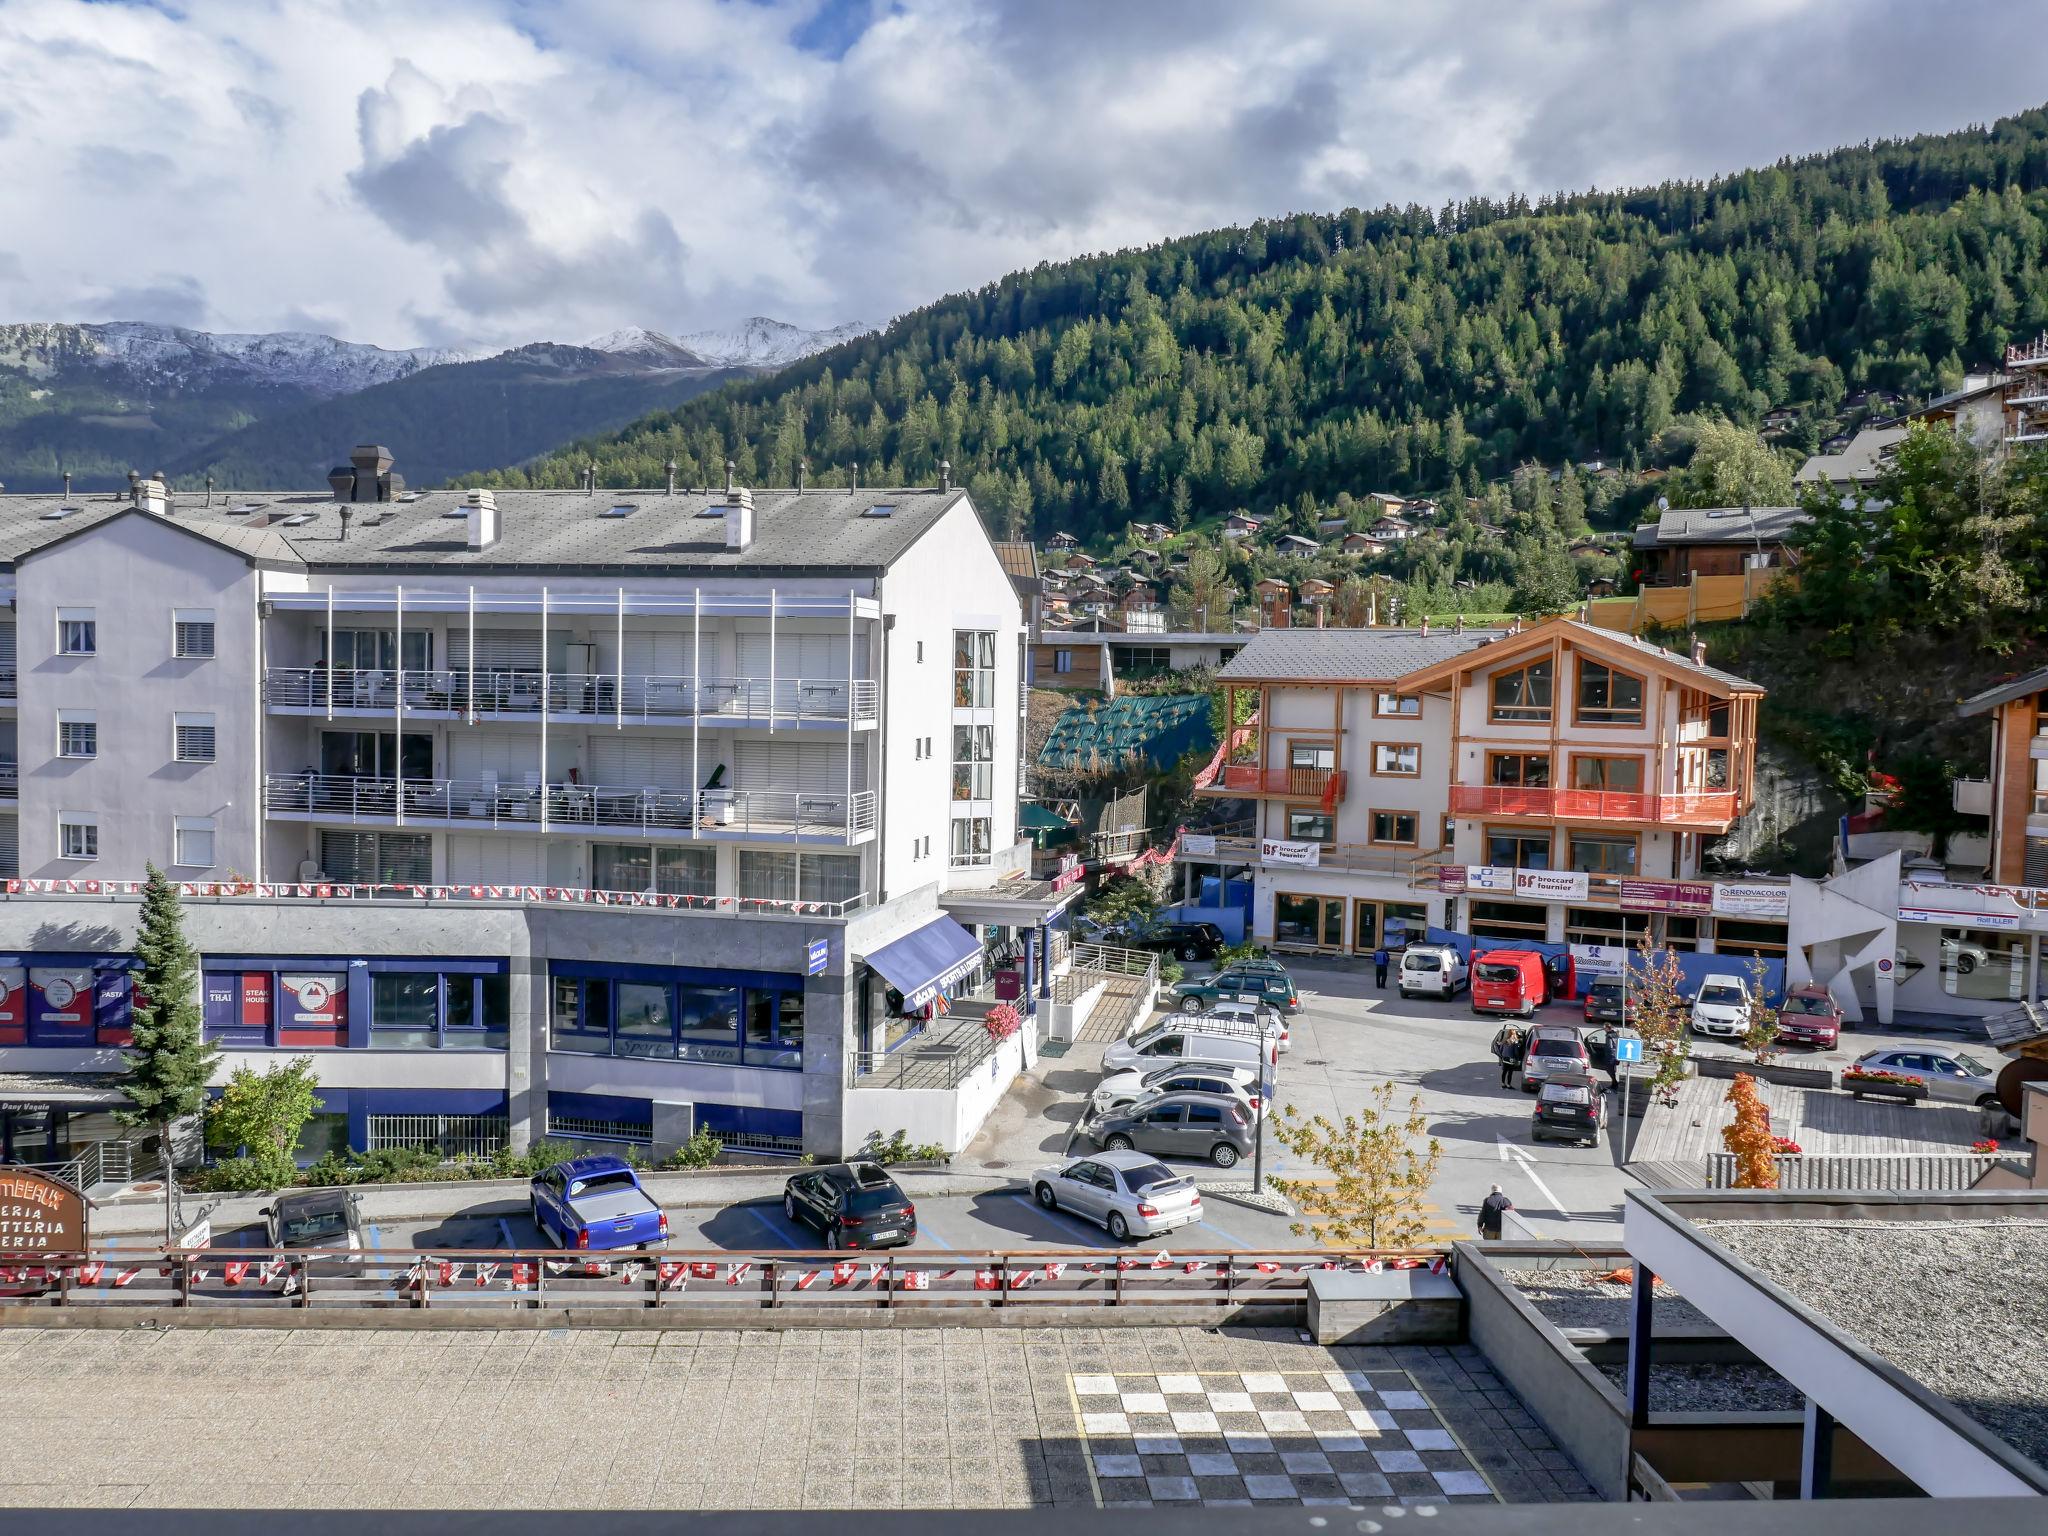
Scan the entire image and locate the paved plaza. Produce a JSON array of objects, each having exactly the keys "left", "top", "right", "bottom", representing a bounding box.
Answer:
[{"left": 0, "top": 1324, "right": 1596, "bottom": 1509}]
